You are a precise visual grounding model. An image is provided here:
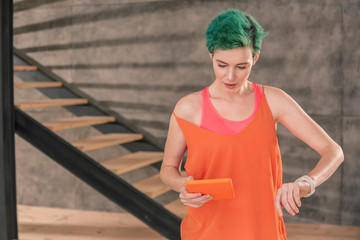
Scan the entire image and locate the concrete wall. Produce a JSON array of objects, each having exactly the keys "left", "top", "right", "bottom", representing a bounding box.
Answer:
[{"left": 13, "top": 0, "right": 359, "bottom": 226}]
